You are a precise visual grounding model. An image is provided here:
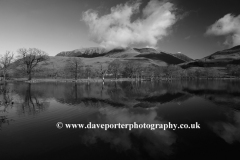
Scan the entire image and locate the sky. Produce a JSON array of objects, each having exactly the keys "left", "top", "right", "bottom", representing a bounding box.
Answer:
[{"left": 0, "top": 0, "right": 239, "bottom": 59}]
